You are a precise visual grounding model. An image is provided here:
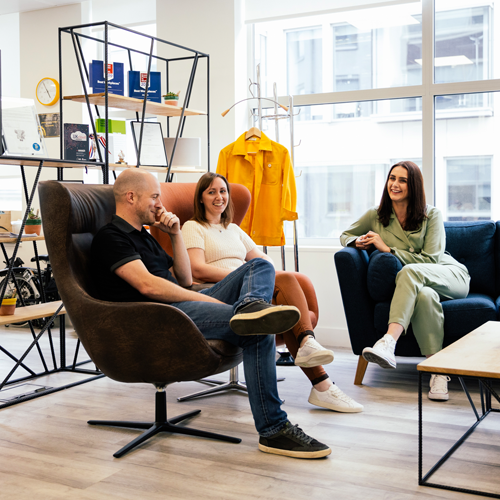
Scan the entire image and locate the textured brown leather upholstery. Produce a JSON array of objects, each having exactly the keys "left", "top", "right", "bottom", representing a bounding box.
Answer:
[{"left": 38, "top": 181, "right": 243, "bottom": 386}]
